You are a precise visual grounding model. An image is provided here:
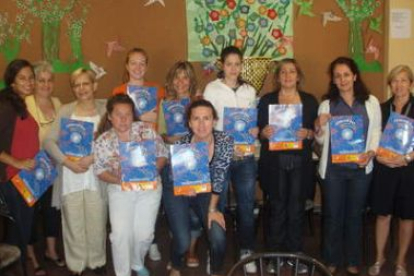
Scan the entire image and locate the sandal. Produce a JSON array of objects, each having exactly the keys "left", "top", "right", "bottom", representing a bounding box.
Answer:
[
  {"left": 395, "top": 265, "right": 407, "bottom": 276},
  {"left": 44, "top": 254, "right": 65, "bottom": 267},
  {"left": 368, "top": 260, "right": 385, "bottom": 276},
  {"left": 186, "top": 254, "right": 200, "bottom": 268},
  {"left": 34, "top": 266, "right": 47, "bottom": 276}
]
